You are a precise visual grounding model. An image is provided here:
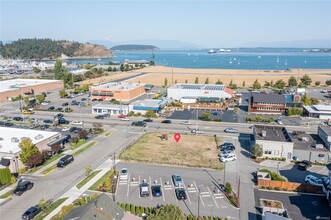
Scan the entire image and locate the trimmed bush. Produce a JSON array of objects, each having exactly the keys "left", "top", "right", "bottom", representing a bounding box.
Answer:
[{"left": 0, "top": 168, "right": 11, "bottom": 185}]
